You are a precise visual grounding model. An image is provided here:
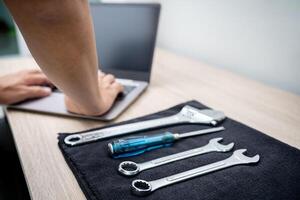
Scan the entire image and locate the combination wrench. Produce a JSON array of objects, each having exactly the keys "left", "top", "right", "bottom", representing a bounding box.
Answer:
[
  {"left": 64, "top": 105, "right": 226, "bottom": 146},
  {"left": 131, "top": 149, "right": 260, "bottom": 196},
  {"left": 118, "top": 138, "right": 234, "bottom": 176}
]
